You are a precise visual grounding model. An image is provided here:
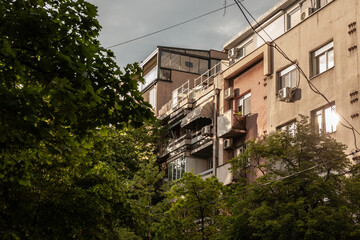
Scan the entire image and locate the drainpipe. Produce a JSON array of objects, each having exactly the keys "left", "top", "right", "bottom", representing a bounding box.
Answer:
[{"left": 213, "top": 88, "right": 220, "bottom": 177}]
